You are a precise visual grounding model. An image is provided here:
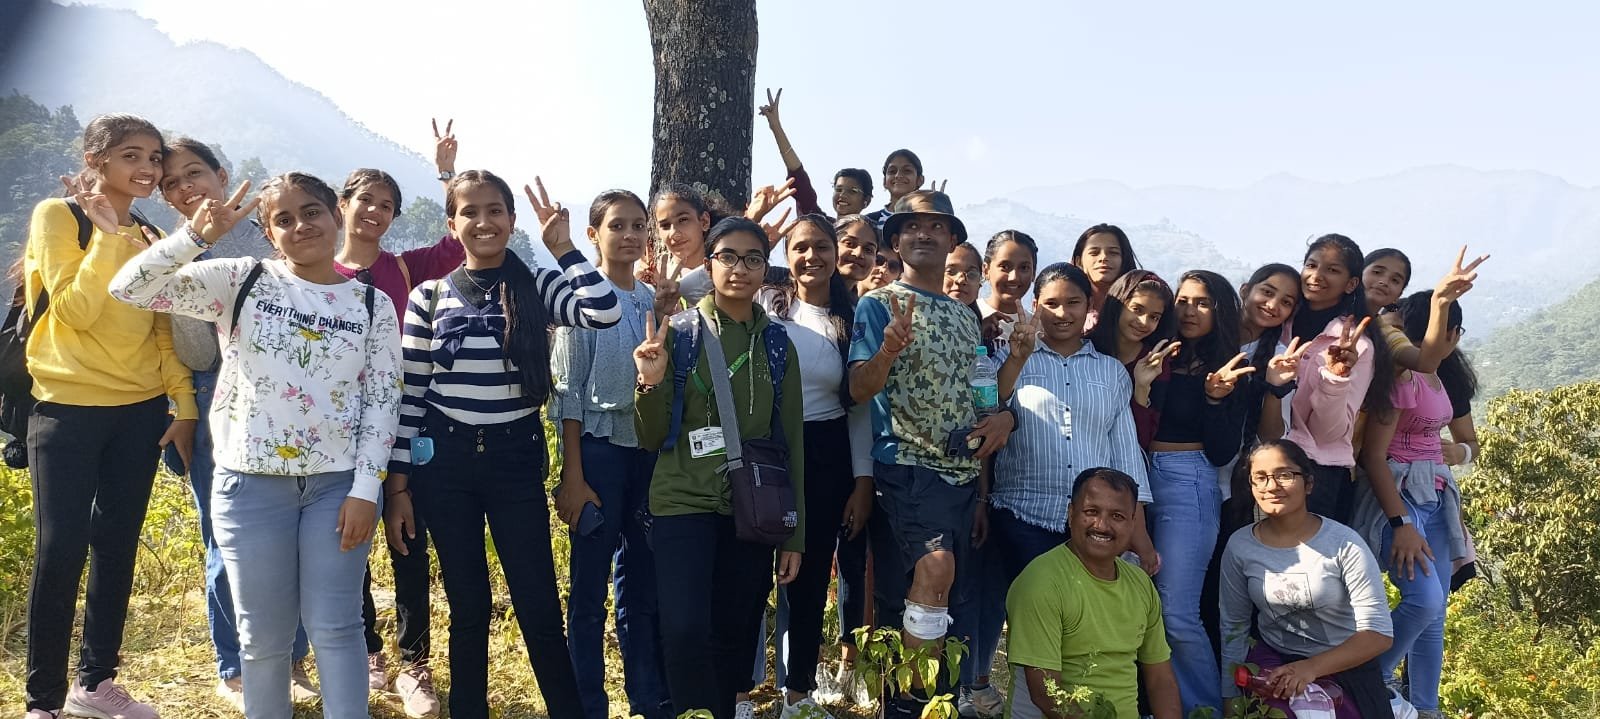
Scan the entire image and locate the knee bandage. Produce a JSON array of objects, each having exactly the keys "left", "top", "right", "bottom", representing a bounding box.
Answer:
[{"left": 903, "top": 600, "right": 952, "bottom": 640}]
